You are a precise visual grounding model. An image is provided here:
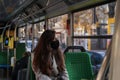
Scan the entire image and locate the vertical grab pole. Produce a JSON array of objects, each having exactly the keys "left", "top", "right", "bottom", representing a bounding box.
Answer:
[
  {"left": 26, "top": 17, "right": 35, "bottom": 80},
  {"left": 96, "top": 42, "right": 112, "bottom": 80},
  {"left": 14, "top": 26, "right": 16, "bottom": 58},
  {"left": 1, "top": 23, "right": 9, "bottom": 52},
  {"left": 7, "top": 26, "right": 10, "bottom": 80},
  {"left": 13, "top": 24, "right": 19, "bottom": 66},
  {"left": 30, "top": 17, "right": 35, "bottom": 52},
  {"left": 1, "top": 27, "right": 6, "bottom": 52},
  {"left": 0, "top": 23, "right": 10, "bottom": 79},
  {"left": 25, "top": 23, "right": 28, "bottom": 52},
  {"left": 67, "top": 13, "right": 74, "bottom": 47},
  {"left": 31, "top": 23, "right": 35, "bottom": 51}
]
